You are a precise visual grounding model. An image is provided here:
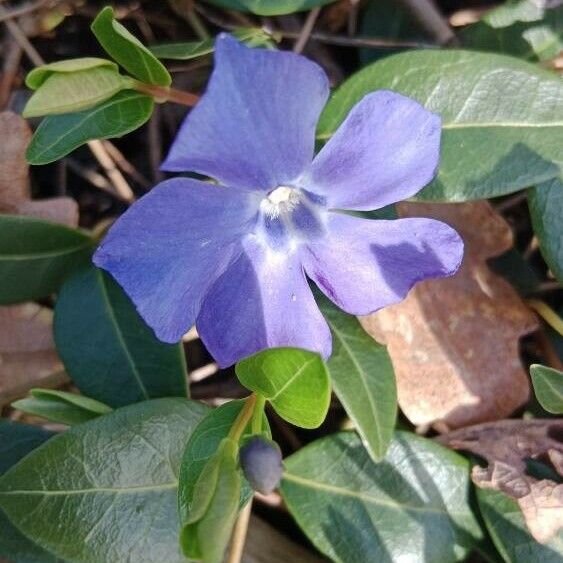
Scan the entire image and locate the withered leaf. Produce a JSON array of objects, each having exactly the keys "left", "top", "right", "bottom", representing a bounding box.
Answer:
[
  {"left": 360, "top": 201, "right": 537, "bottom": 429},
  {"left": 437, "top": 419, "right": 563, "bottom": 544}
]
